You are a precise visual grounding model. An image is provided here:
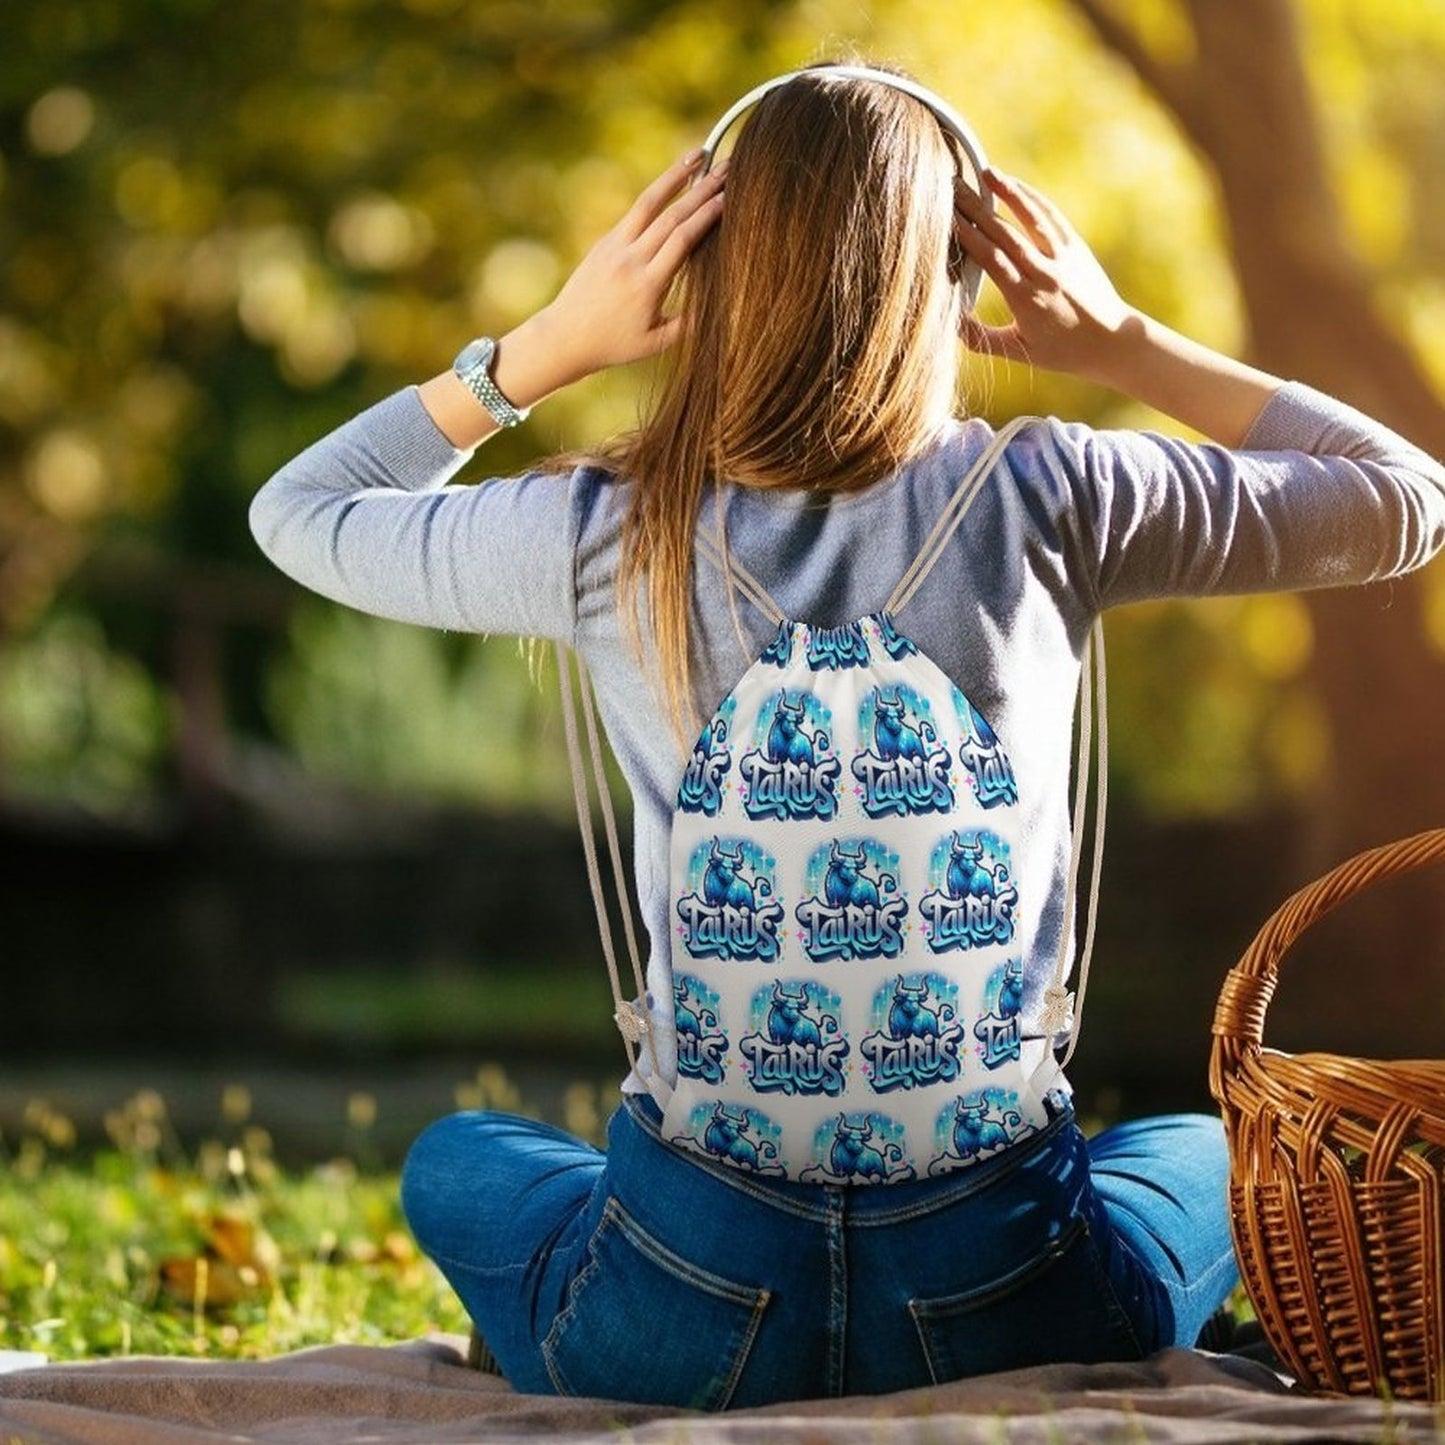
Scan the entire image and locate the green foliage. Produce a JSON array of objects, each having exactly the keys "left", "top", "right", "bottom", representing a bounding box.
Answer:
[
  {"left": 1106, "top": 594, "right": 1326, "bottom": 817},
  {"left": 0, "top": 1091, "right": 470, "bottom": 1361},
  {"left": 1, "top": 0, "right": 1441, "bottom": 822},
  {"left": 0, "top": 610, "right": 169, "bottom": 808},
  {"left": 267, "top": 606, "right": 577, "bottom": 814},
  {"left": 275, "top": 963, "right": 618, "bottom": 1050}
]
